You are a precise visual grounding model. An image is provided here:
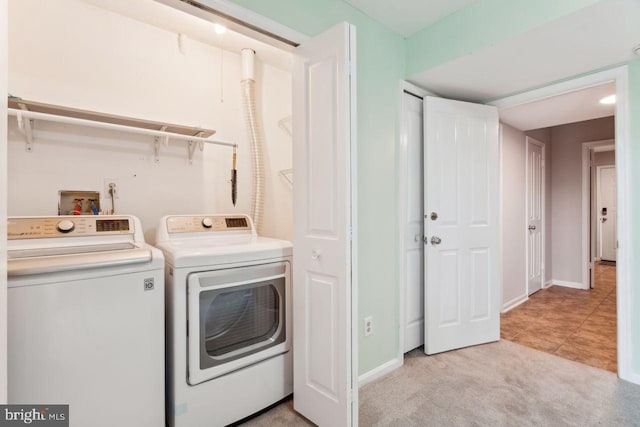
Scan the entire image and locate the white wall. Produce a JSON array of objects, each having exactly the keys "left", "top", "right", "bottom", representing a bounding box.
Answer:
[
  {"left": 550, "top": 116, "right": 614, "bottom": 284},
  {"left": 7, "top": 0, "right": 292, "bottom": 243},
  {"left": 1, "top": 0, "right": 9, "bottom": 403},
  {"left": 501, "top": 123, "right": 527, "bottom": 309}
]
